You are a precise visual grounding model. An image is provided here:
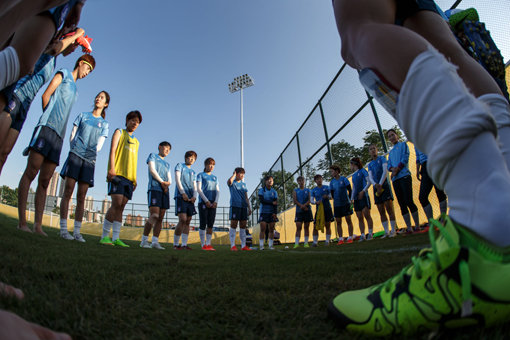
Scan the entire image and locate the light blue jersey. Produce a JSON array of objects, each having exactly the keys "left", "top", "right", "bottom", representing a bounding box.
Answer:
[
  {"left": 330, "top": 176, "right": 351, "bottom": 207},
  {"left": 352, "top": 168, "right": 370, "bottom": 198},
  {"left": 174, "top": 162, "right": 196, "bottom": 199},
  {"left": 147, "top": 153, "right": 171, "bottom": 192},
  {"left": 70, "top": 112, "right": 108, "bottom": 163},
  {"left": 258, "top": 186, "right": 278, "bottom": 214},
  {"left": 387, "top": 141, "right": 411, "bottom": 181},
  {"left": 197, "top": 172, "right": 219, "bottom": 203},
  {"left": 368, "top": 156, "right": 387, "bottom": 184},
  {"left": 36, "top": 68, "right": 77, "bottom": 138},
  {"left": 11, "top": 54, "right": 56, "bottom": 105},
  {"left": 294, "top": 187, "right": 311, "bottom": 213},
  {"left": 312, "top": 185, "right": 331, "bottom": 208},
  {"left": 415, "top": 146, "right": 428, "bottom": 165},
  {"left": 229, "top": 180, "right": 248, "bottom": 208}
]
